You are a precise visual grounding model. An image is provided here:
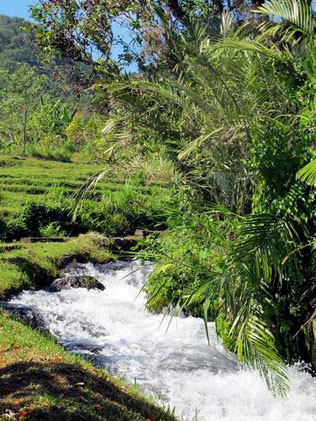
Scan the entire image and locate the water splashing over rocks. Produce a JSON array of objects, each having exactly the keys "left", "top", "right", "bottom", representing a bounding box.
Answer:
[{"left": 7, "top": 260, "right": 316, "bottom": 421}]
